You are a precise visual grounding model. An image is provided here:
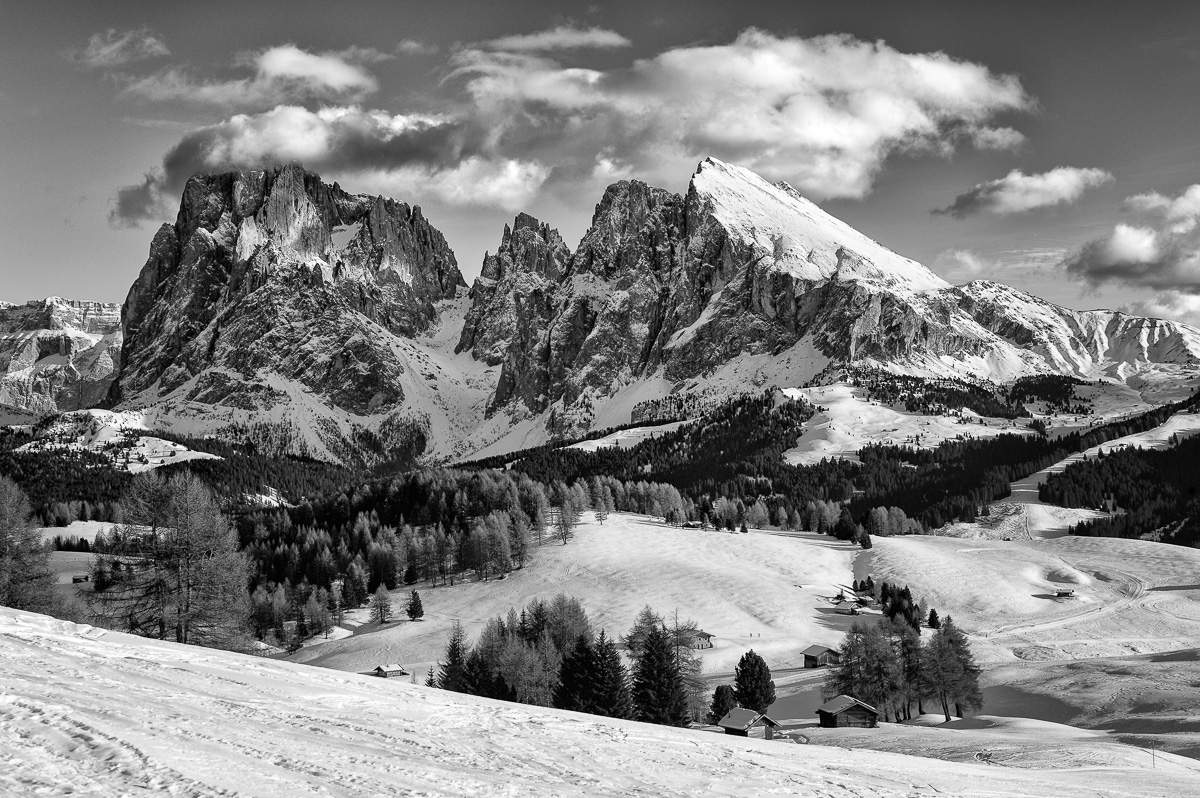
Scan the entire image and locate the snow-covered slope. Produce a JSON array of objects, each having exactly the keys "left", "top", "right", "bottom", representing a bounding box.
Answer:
[
  {"left": 0, "top": 297, "right": 121, "bottom": 414},
  {"left": 5, "top": 606, "right": 1199, "bottom": 797}
]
